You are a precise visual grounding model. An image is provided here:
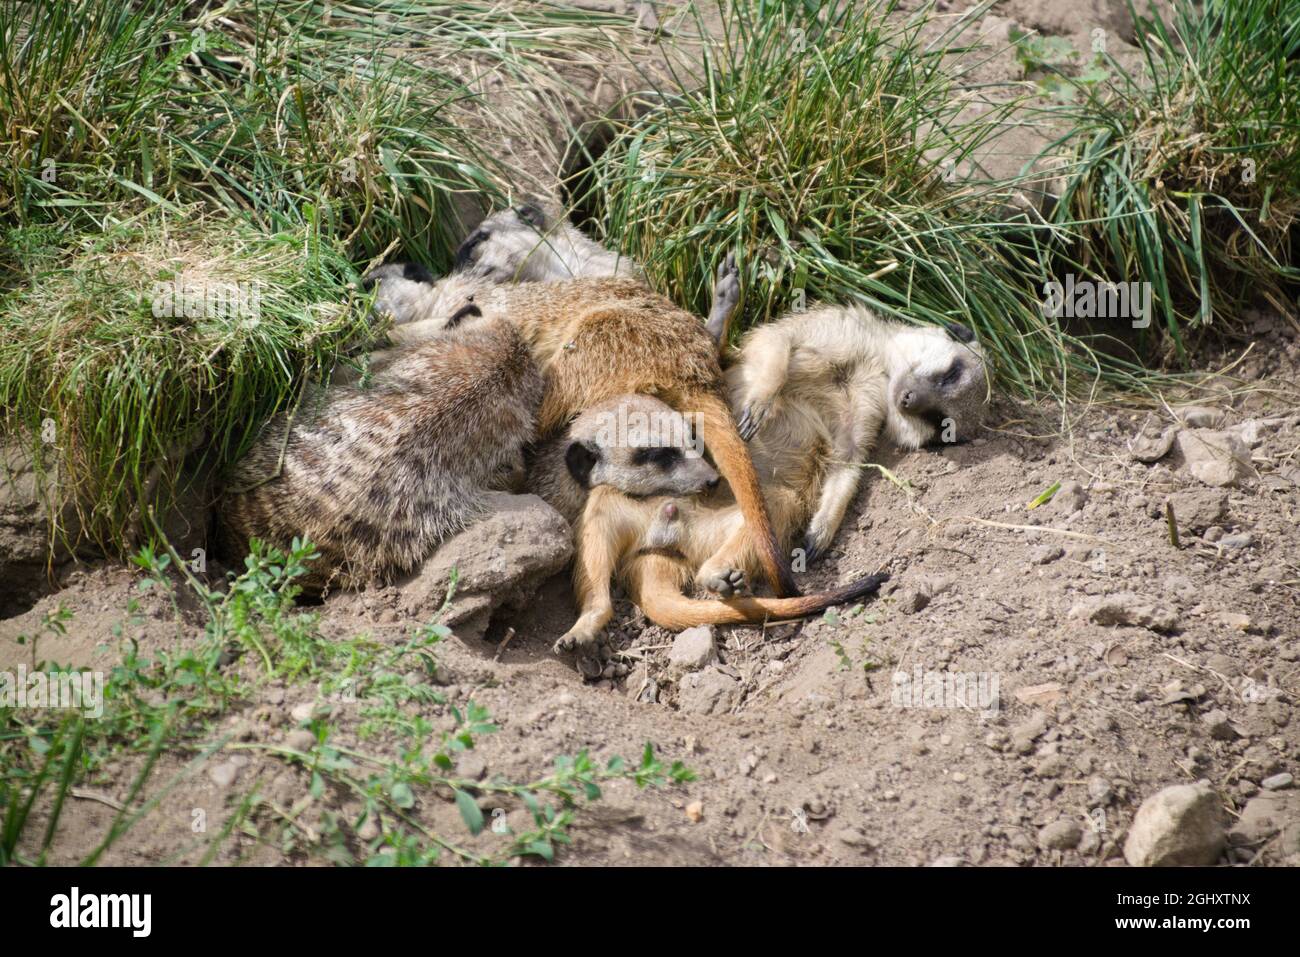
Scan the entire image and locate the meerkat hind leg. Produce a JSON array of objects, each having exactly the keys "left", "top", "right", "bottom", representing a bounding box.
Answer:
[{"left": 705, "top": 253, "right": 741, "bottom": 346}]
